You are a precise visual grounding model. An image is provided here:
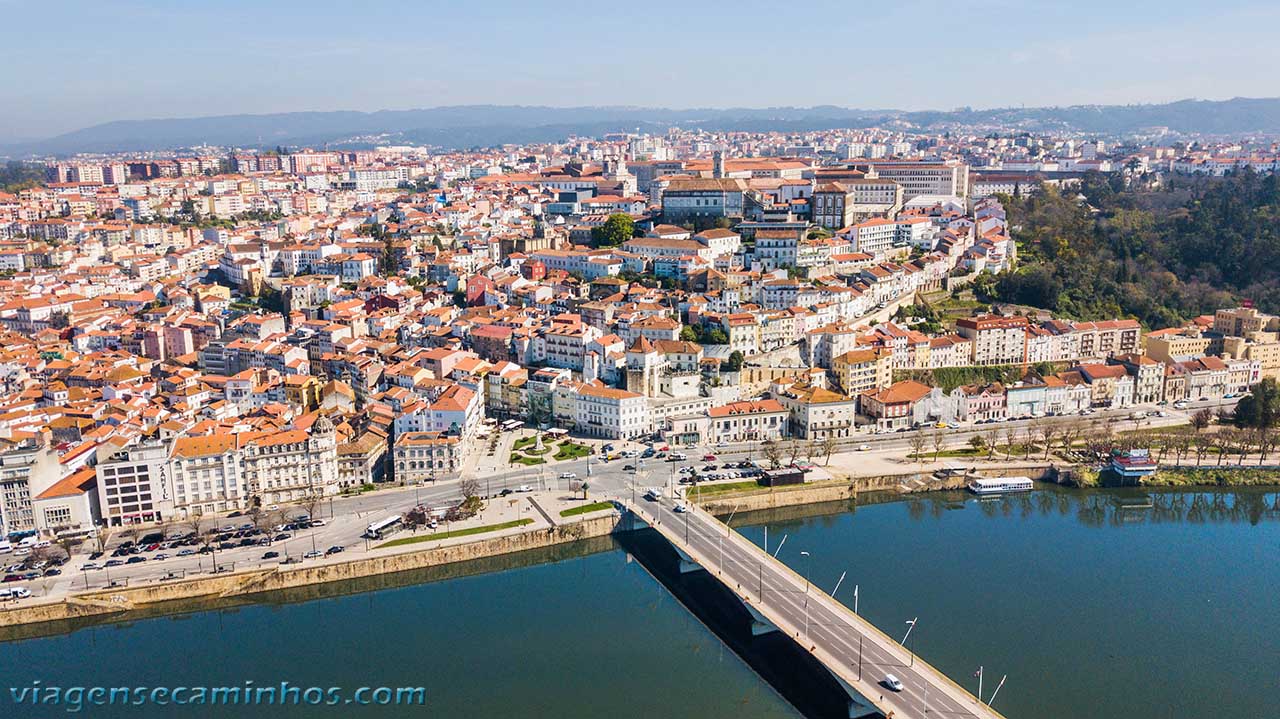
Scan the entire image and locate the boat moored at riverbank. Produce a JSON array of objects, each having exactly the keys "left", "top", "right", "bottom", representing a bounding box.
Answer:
[{"left": 968, "top": 476, "right": 1034, "bottom": 495}]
